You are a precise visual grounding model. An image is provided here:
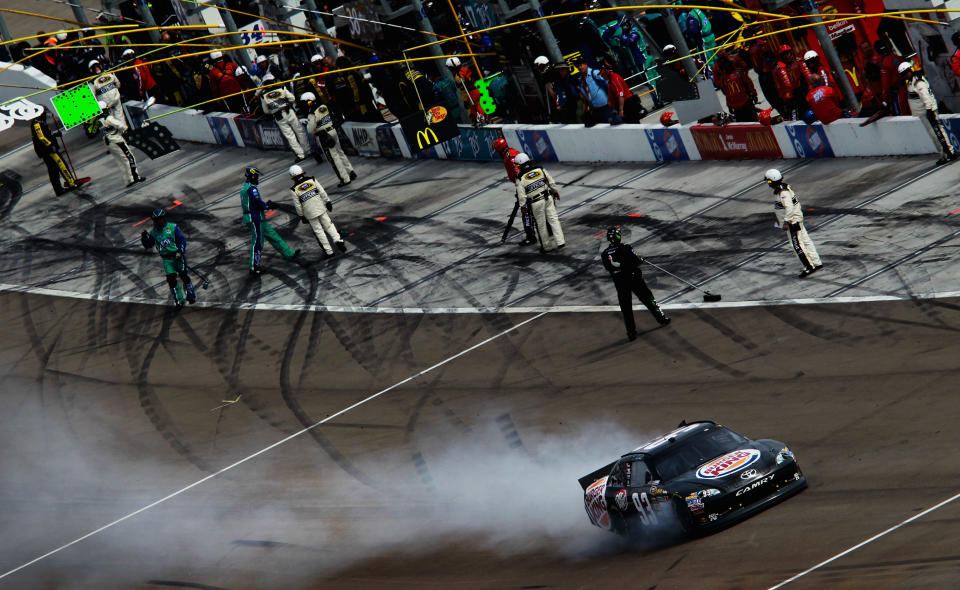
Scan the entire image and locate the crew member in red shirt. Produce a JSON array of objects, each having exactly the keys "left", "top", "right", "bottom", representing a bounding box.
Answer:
[
  {"left": 493, "top": 138, "right": 537, "bottom": 245},
  {"left": 806, "top": 75, "right": 847, "bottom": 124},
  {"left": 951, "top": 32, "right": 960, "bottom": 78},
  {"left": 601, "top": 56, "right": 646, "bottom": 123},
  {"left": 876, "top": 39, "right": 909, "bottom": 115},
  {"left": 802, "top": 50, "right": 836, "bottom": 89},
  {"left": 774, "top": 45, "right": 807, "bottom": 120},
  {"left": 713, "top": 52, "right": 757, "bottom": 121},
  {"left": 208, "top": 50, "right": 244, "bottom": 113}
]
